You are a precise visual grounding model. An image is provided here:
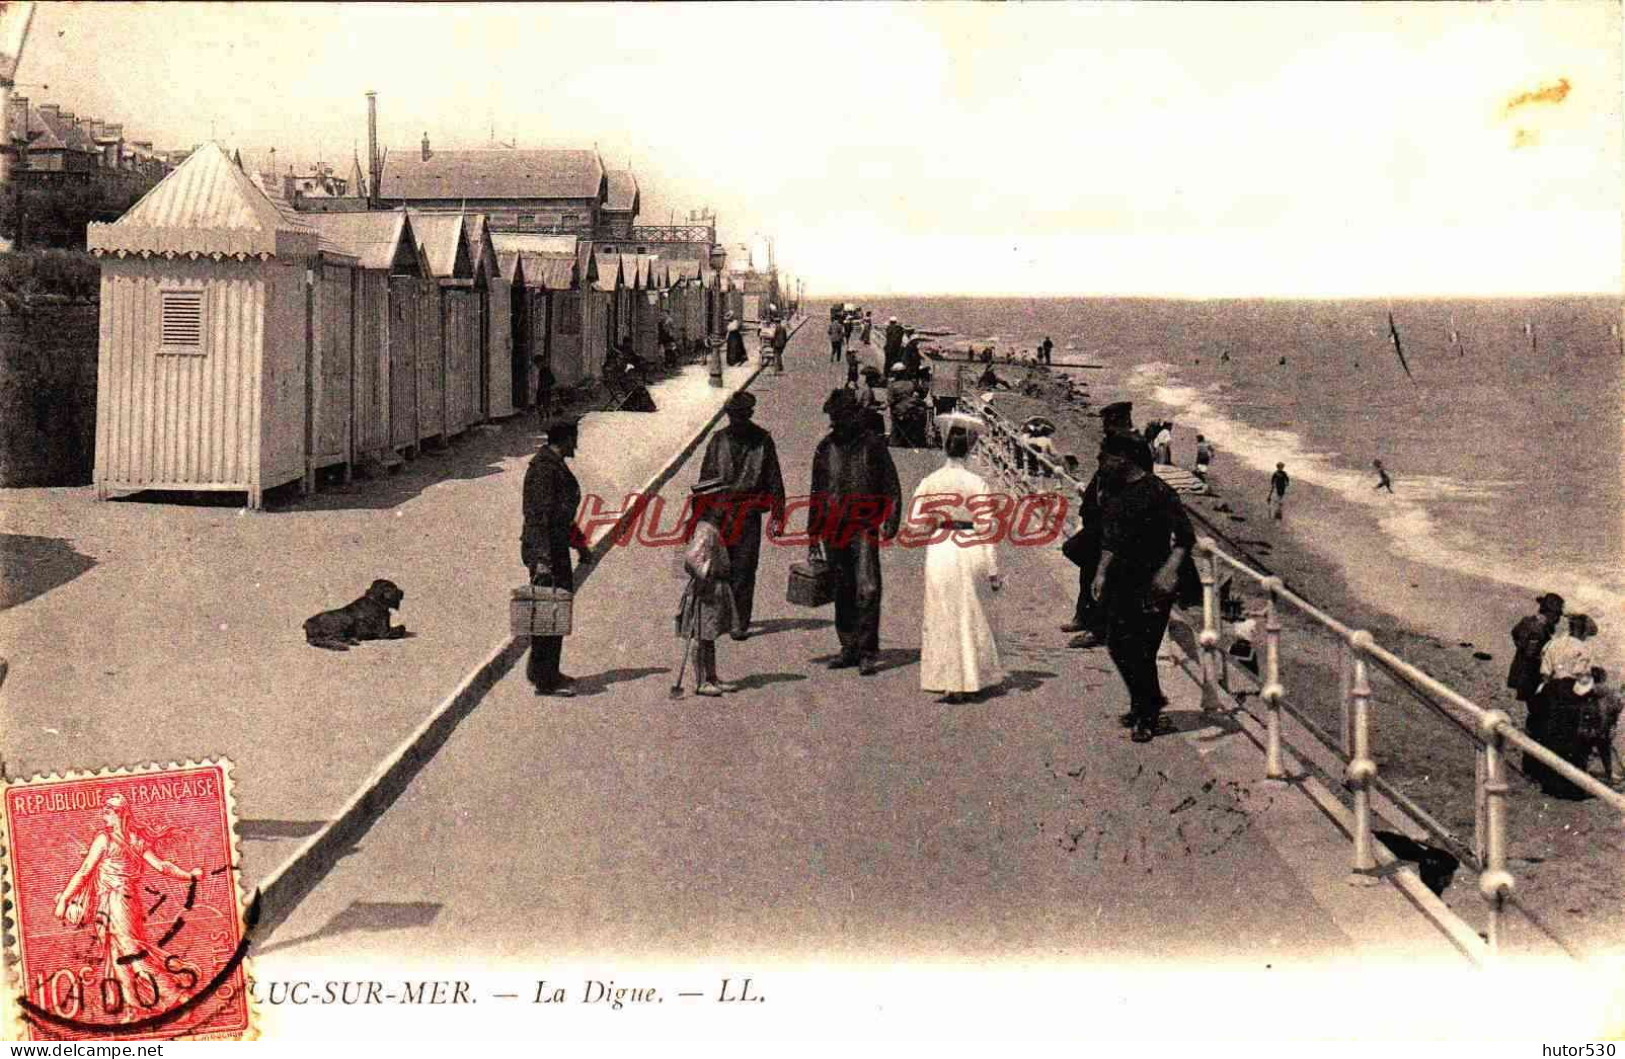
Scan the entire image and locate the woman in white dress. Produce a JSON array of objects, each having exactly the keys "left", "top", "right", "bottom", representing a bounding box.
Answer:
[{"left": 912, "top": 413, "right": 1004, "bottom": 702}]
